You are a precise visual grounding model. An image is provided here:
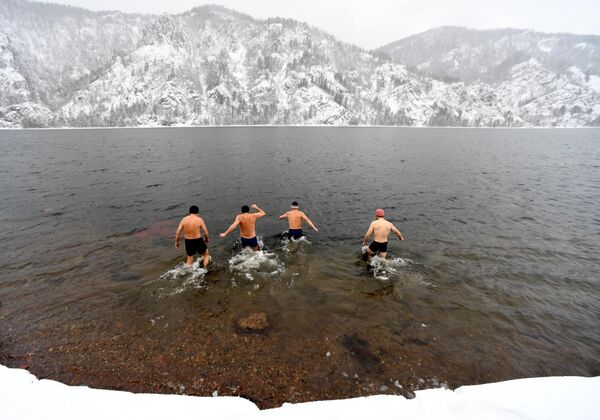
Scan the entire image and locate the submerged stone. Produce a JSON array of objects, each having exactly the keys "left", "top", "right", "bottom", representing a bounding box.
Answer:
[{"left": 235, "top": 312, "right": 269, "bottom": 333}]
